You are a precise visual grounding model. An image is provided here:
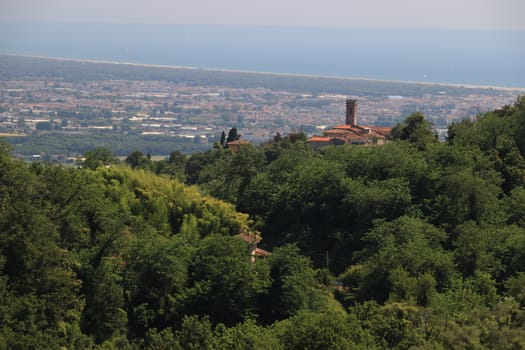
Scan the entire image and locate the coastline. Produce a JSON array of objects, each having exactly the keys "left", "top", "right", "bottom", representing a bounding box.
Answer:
[{"left": 3, "top": 53, "right": 524, "bottom": 92}]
